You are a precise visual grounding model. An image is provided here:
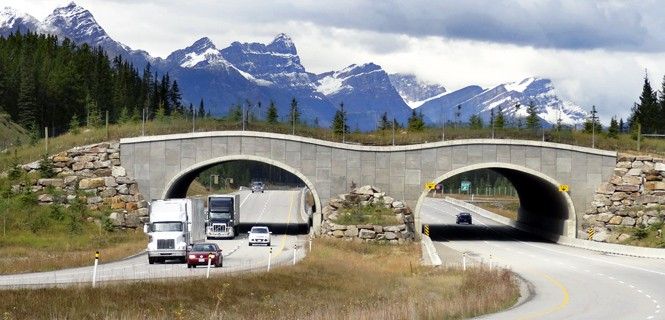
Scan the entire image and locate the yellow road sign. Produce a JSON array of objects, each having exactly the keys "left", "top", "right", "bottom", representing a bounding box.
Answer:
[
  {"left": 559, "top": 184, "right": 569, "bottom": 192},
  {"left": 424, "top": 224, "right": 430, "bottom": 237},
  {"left": 587, "top": 227, "right": 595, "bottom": 240},
  {"left": 425, "top": 182, "right": 436, "bottom": 190}
]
